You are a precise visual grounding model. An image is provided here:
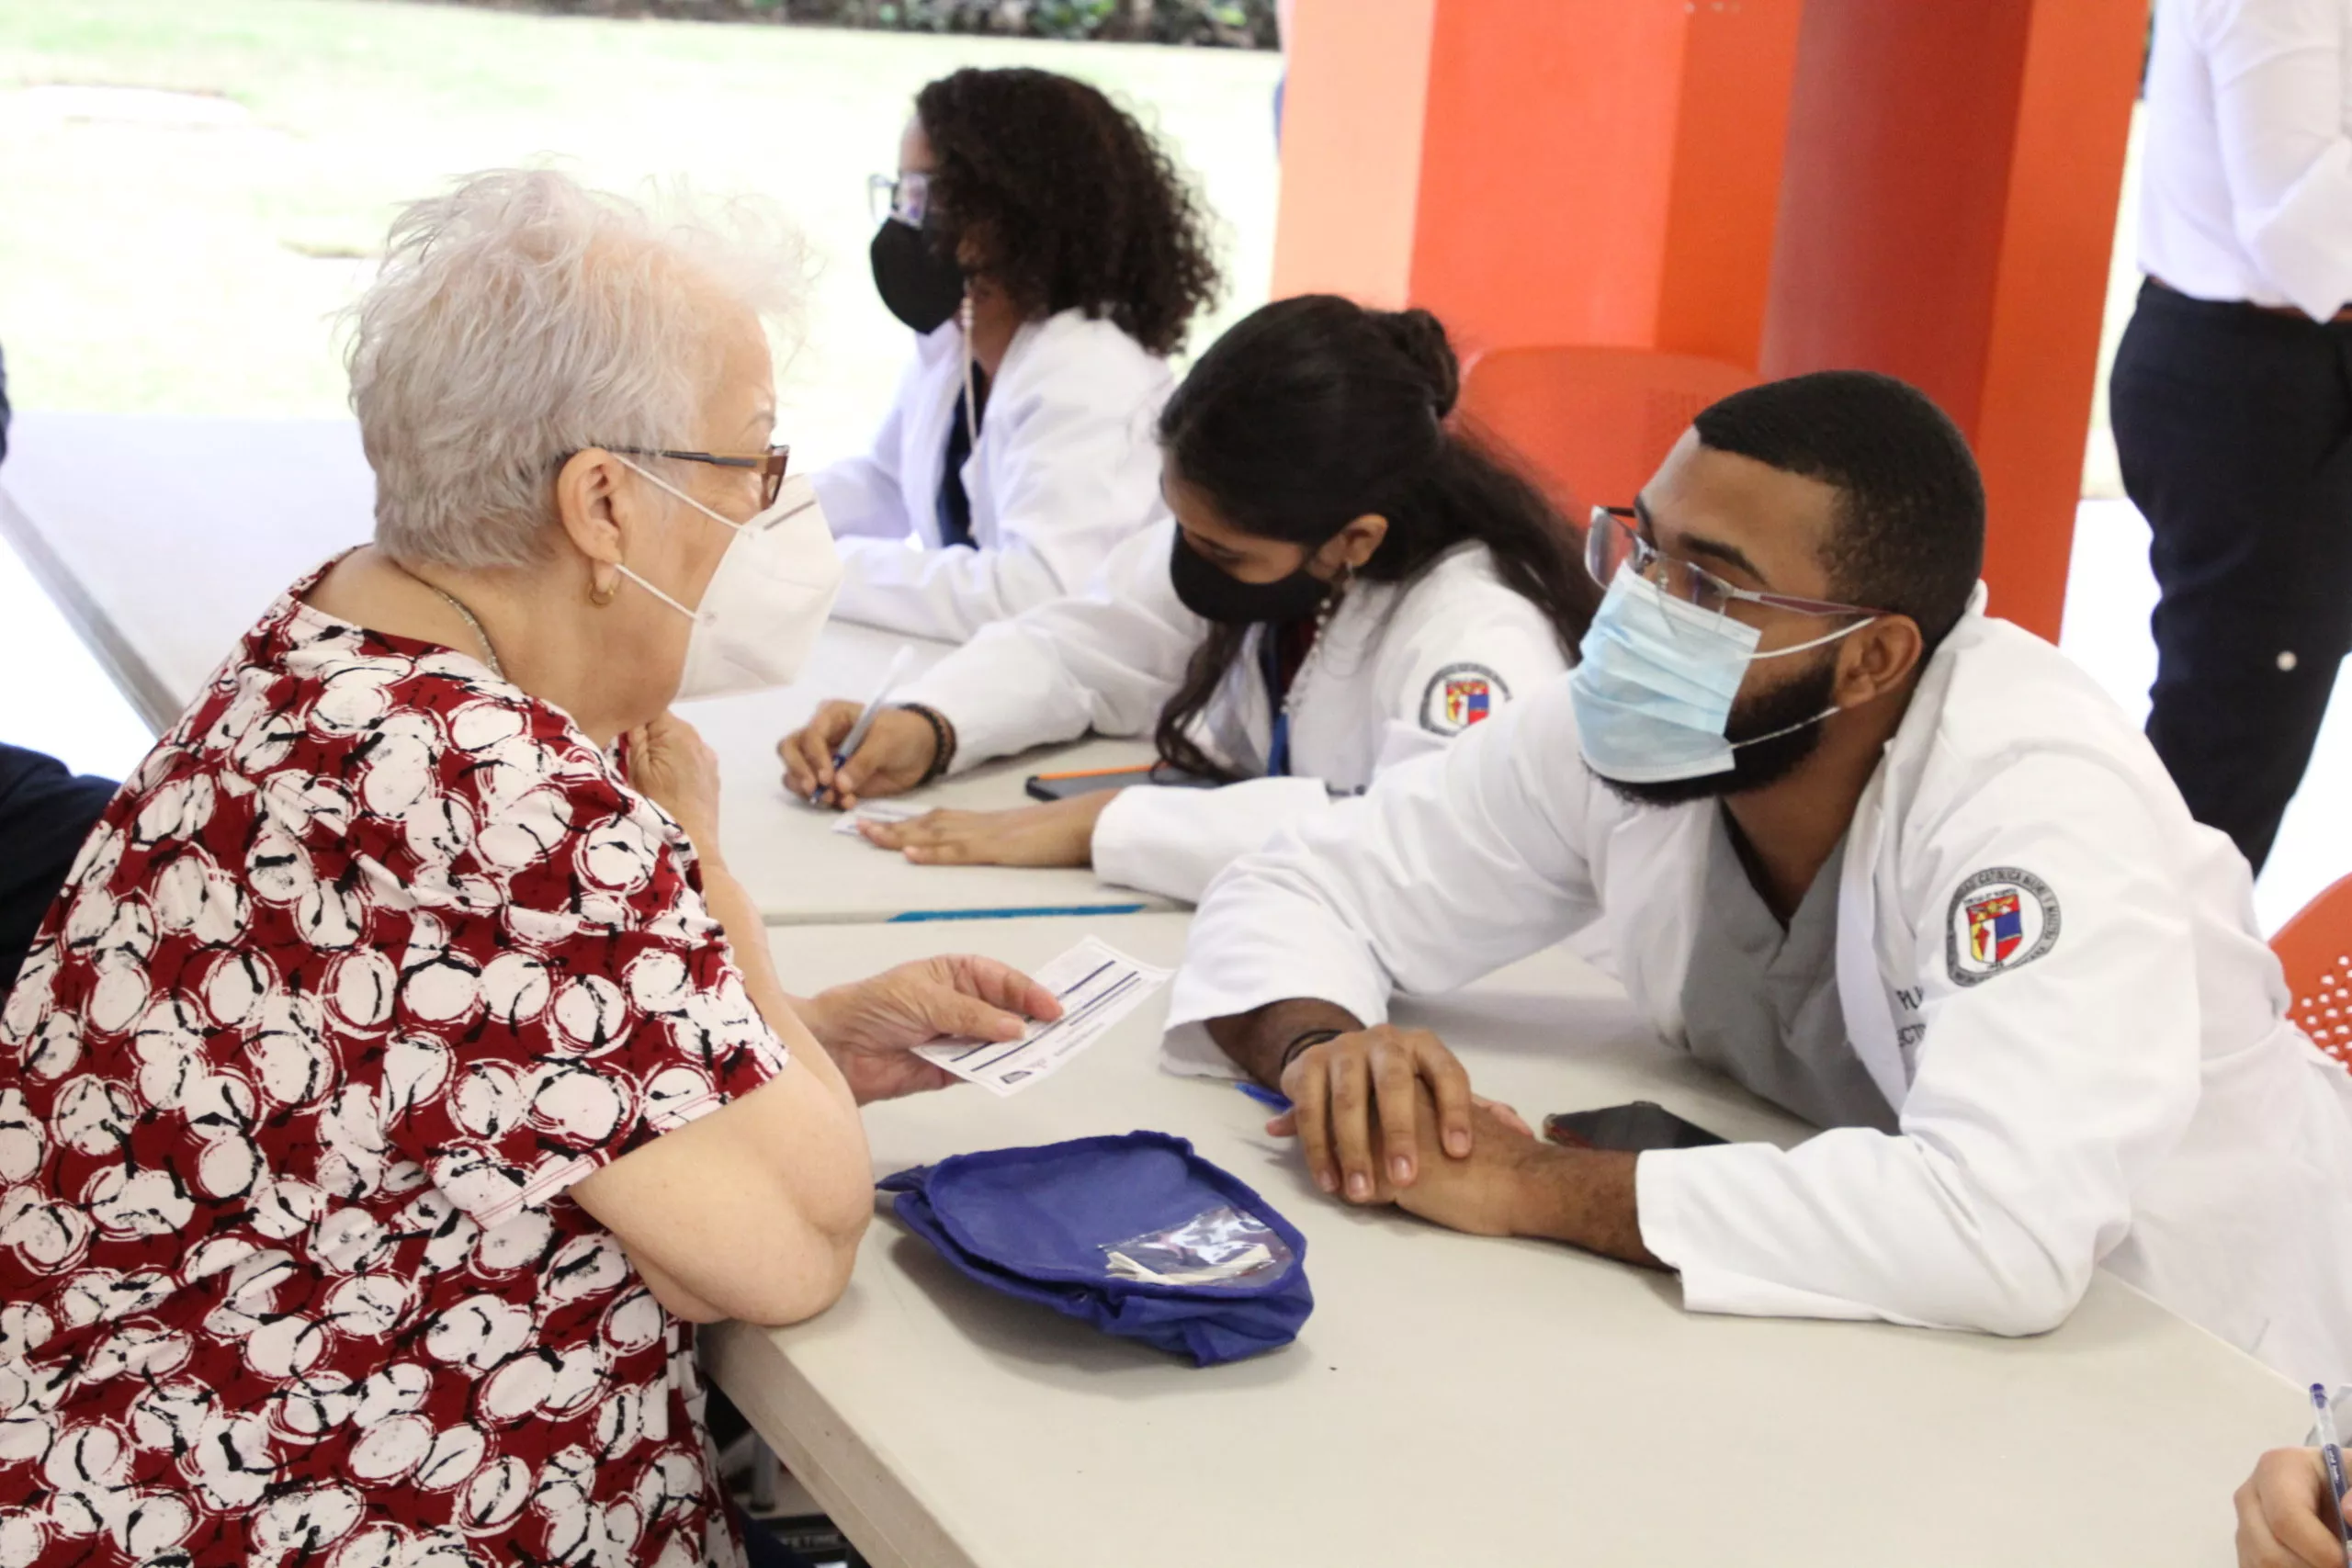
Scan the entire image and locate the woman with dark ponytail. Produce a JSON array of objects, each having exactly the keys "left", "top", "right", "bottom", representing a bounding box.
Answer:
[{"left": 780, "top": 296, "right": 1596, "bottom": 903}]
